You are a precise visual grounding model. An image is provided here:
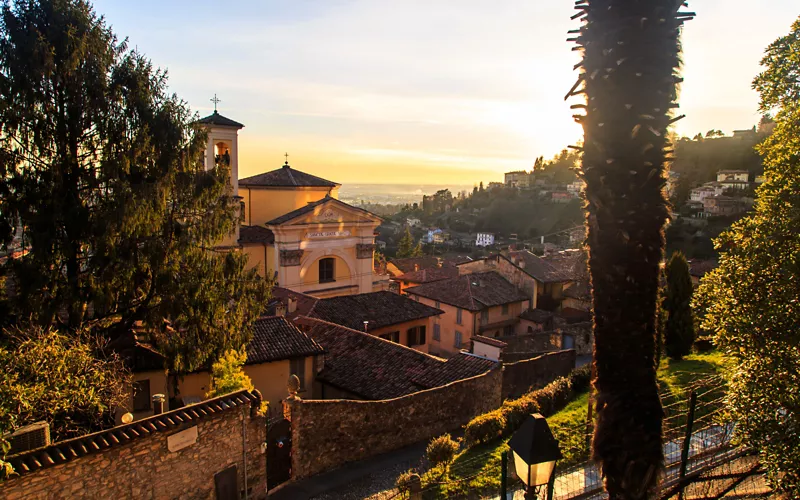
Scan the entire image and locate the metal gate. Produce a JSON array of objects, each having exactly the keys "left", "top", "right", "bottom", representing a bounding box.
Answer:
[{"left": 267, "top": 417, "right": 292, "bottom": 490}]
